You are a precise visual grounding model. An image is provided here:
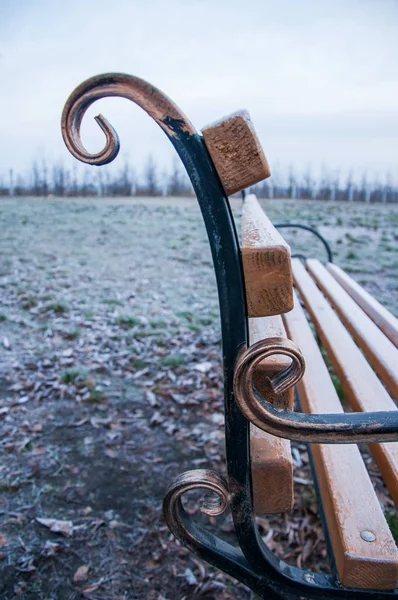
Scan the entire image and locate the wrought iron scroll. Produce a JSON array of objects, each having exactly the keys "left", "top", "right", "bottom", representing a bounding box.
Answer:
[
  {"left": 234, "top": 337, "right": 398, "bottom": 444},
  {"left": 162, "top": 469, "right": 267, "bottom": 592}
]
